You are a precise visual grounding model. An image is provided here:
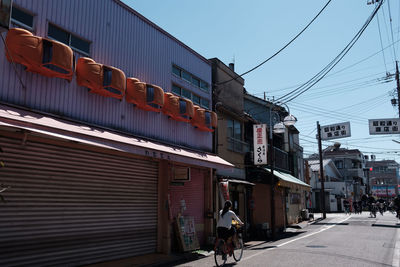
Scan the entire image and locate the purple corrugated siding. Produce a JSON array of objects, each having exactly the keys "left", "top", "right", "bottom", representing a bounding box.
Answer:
[{"left": 0, "top": 0, "right": 212, "bottom": 151}]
